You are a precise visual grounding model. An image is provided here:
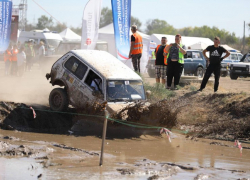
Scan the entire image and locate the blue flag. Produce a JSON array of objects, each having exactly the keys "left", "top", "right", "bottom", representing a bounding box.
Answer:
[
  {"left": 111, "top": 0, "right": 131, "bottom": 60},
  {"left": 0, "top": 0, "right": 12, "bottom": 52}
]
